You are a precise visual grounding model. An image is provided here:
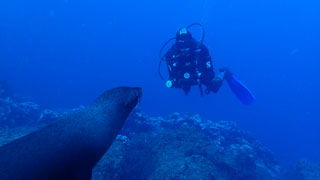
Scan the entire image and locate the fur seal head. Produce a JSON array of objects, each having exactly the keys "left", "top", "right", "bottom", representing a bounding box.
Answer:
[
  {"left": 0, "top": 87, "right": 142, "bottom": 180},
  {"left": 92, "top": 87, "right": 142, "bottom": 116}
]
